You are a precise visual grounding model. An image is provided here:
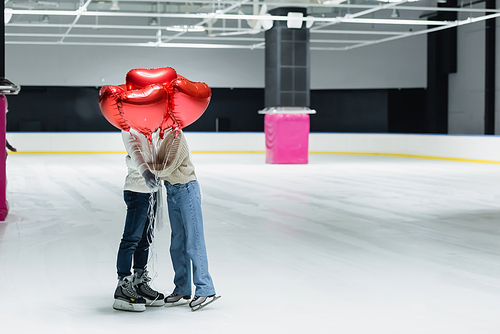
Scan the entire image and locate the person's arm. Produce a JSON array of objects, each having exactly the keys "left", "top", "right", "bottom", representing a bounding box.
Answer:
[
  {"left": 150, "top": 131, "right": 187, "bottom": 178},
  {"left": 122, "top": 130, "right": 158, "bottom": 189},
  {"left": 122, "top": 130, "right": 149, "bottom": 175}
]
